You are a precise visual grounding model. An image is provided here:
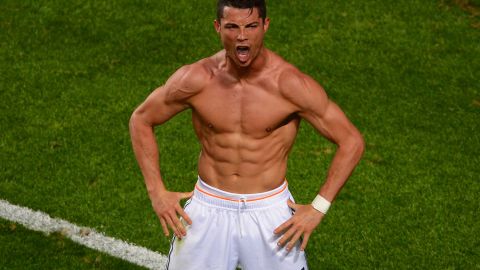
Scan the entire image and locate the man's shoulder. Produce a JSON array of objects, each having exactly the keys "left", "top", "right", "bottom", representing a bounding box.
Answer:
[
  {"left": 267, "top": 51, "right": 307, "bottom": 88},
  {"left": 178, "top": 60, "right": 212, "bottom": 81},
  {"left": 267, "top": 51, "right": 327, "bottom": 108},
  {"left": 188, "top": 50, "right": 224, "bottom": 73},
  {"left": 167, "top": 56, "right": 217, "bottom": 92},
  {"left": 272, "top": 63, "right": 308, "bottom": 94}
]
